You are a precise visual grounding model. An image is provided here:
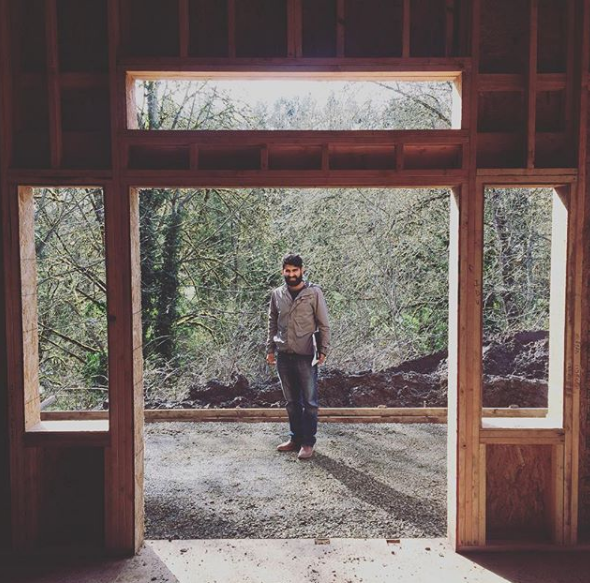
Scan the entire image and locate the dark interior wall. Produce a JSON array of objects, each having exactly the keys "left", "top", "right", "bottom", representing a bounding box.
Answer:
[
  {"left": 37, "top": 447, "right": 105, "bottom": 547},
  {"left": 0, "top": 207, "right": 10, "bottom": 550},
  {"left": 0, "top": 0, "right": 11, "bottom": 553},
  {"left": 581, "top": 93, "right": 590, "bottom": 537}
]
